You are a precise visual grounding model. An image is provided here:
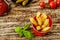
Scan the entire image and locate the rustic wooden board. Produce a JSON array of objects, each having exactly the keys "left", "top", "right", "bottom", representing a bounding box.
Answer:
[{"left": 0, "top": 0, "right": 60, "bottom": 40}]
